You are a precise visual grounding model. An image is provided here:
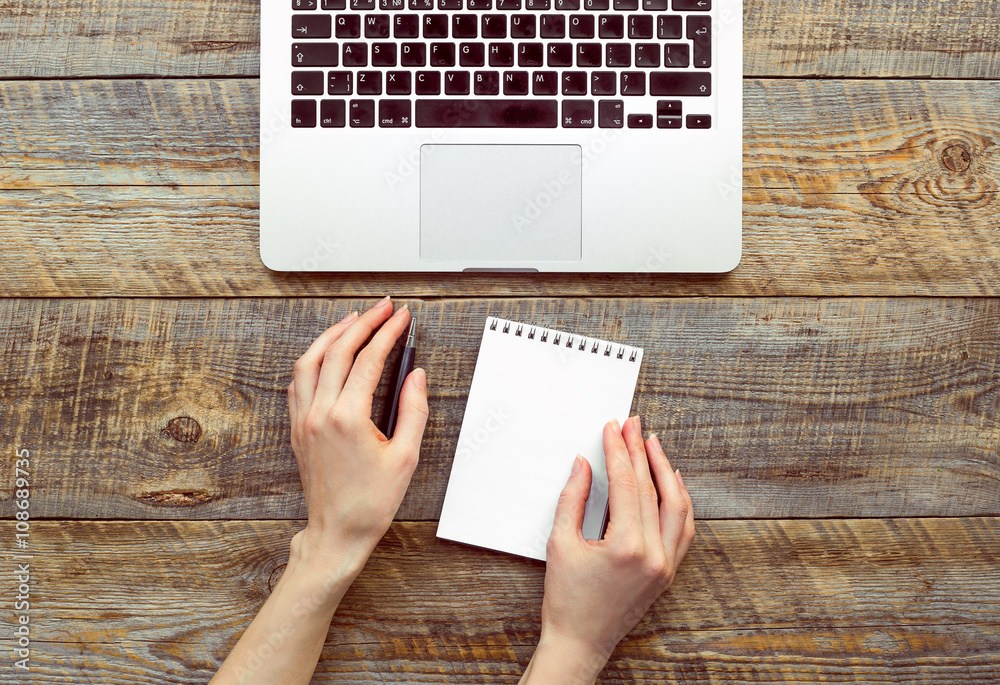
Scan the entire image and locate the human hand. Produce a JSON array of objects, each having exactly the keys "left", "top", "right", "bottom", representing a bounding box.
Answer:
[
  {"left": 286, "top": 297, "right": 429, "bottom": 574},
  {"left": 522, "top": 415, "right": 695, "bottom": 684}
]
